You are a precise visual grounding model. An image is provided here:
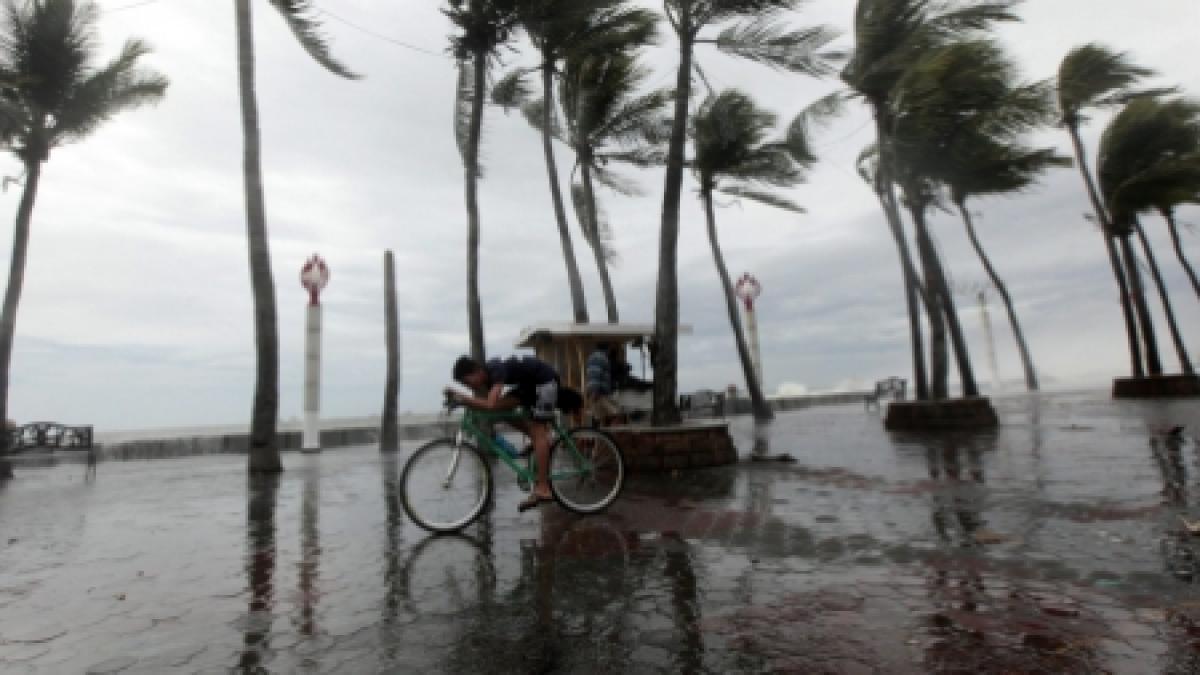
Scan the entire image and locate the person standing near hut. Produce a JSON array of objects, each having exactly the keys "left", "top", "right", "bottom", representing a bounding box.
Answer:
[{"left": 586, "top": 344, "right": 621, "bottom": 426}]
